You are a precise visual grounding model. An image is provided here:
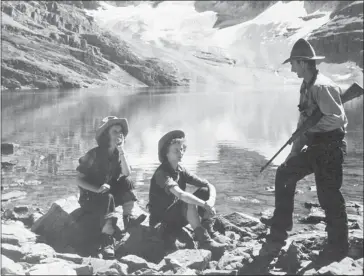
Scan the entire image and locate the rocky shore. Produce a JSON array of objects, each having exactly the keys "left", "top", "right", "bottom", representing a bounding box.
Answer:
[
  {"left": 1, "top": 190, "right": 363, "bottom": 276},
  {"left": 1, "top": 1, "right": 187, "bottom": 90},
  {"left": 1, "top": 142, "right": 364, "bottom": 275}
]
